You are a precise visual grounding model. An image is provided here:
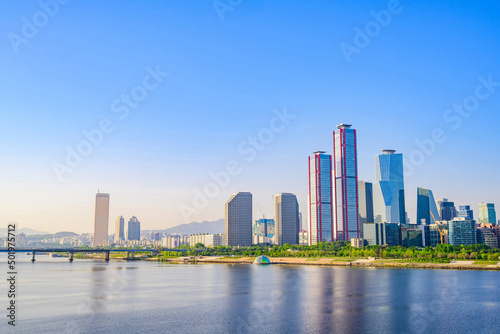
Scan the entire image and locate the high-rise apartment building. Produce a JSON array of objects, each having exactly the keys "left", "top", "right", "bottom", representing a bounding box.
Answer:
[
  {"left": 115, "top": 216, "right": 125, "bottom": 242},
  {"left": 127, "top": 216, "right": 141, "bottom": 241},
  {"left": 373, "top": 150, "right": 406, "bottom": 224},
  {"left": 225, "top": 192, "right": 252, "bottom": 246},
  {"left": 93, "top": 192, "right": 110, "bottom": 247},
  {"left": 478, "top": 203, "right": 497, "bottom": 225},
  {"left": 333, "top": 124, "right": 360, "bottom": 241},
  {"left": 416, "top": 187, "right": 440, "bottom": 225},
  {"left": 308, "top": 151, "right": 333, "bottom": 244},
  {"left": 275, "top": 193, "right": 300, "bottom": 245},
  {"left": 458, "top": 205, "right": 474, "bottom": 220},
  {"left": 358, "top": 180, "right": 374, "bottom": 239},
  {"left": 436, "top": 198, "right": 457, "bottom": 221}
]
